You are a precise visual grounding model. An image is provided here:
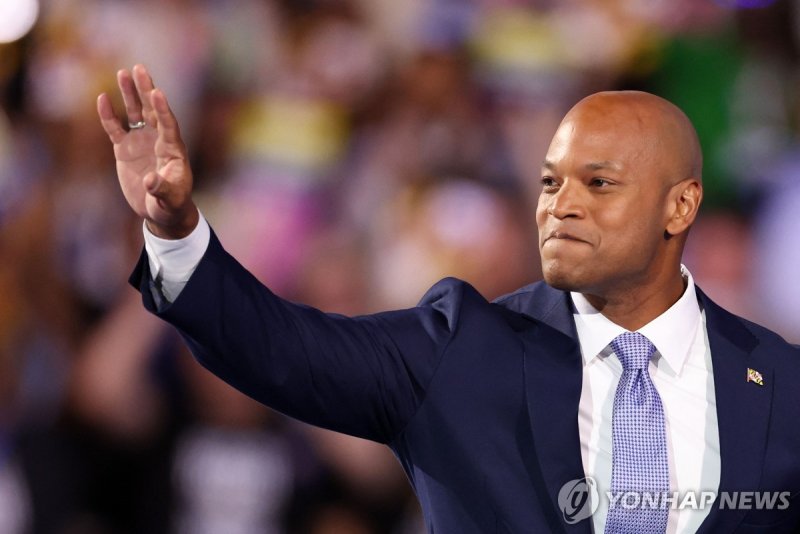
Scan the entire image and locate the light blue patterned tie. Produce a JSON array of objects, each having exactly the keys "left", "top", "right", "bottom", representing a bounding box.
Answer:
[{"left": 604, "top": 332, "right": 669, "bottom": 534}]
